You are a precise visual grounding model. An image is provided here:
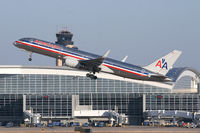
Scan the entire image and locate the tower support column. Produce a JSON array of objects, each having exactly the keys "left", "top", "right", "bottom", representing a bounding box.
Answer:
[{"left": 56, "top": 59, "right": 63, "bottom": 66}]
